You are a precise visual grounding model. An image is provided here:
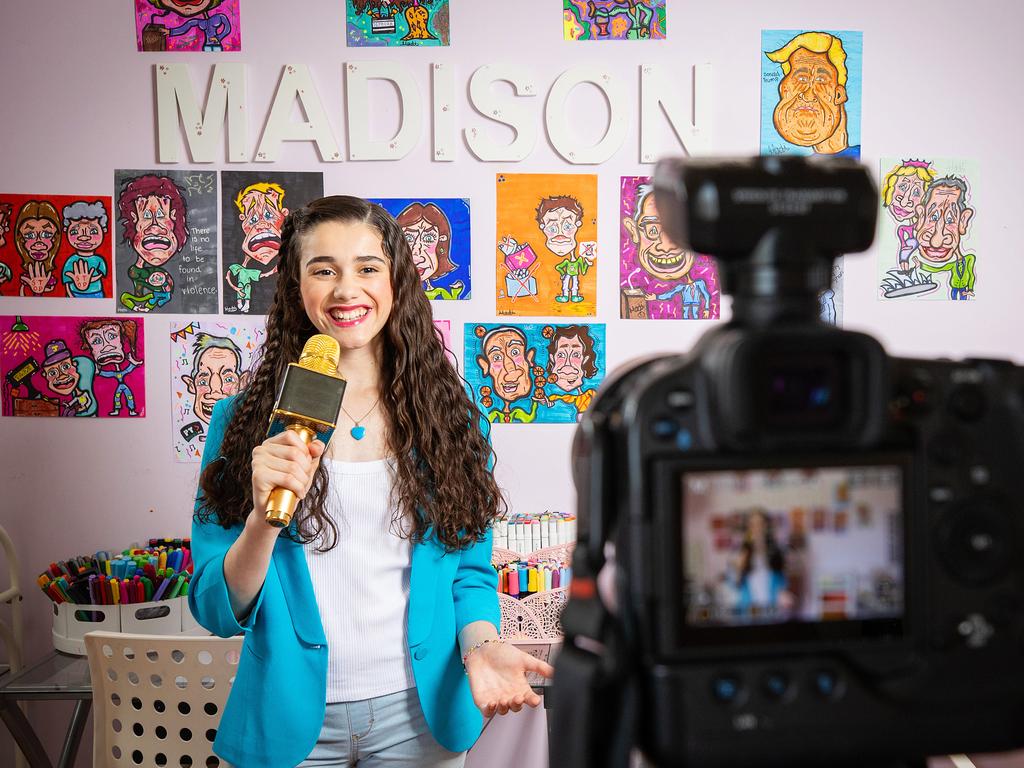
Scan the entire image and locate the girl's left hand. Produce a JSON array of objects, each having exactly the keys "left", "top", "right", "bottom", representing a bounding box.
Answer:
[{"left": 465, "top": 641, "right": 555, "bottom": 717}]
